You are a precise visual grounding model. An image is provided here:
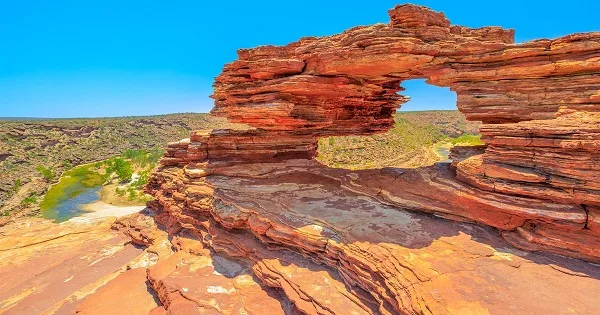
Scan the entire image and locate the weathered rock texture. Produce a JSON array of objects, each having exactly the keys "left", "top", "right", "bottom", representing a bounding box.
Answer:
[
  {"left": 0, "top": 211, "right": 298, "bottom": 315},
  {"left": 140, "top": 160, "right": 600, "bottom": 314},
  {"left": 211, "top": 4, "right": 600, "bottom": 209},
  {"left": 140, "top": 4, "right": 600, "bottom": 314},
  {"left": 0, "top": 217, "right": 151, "bottom": 314}
]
